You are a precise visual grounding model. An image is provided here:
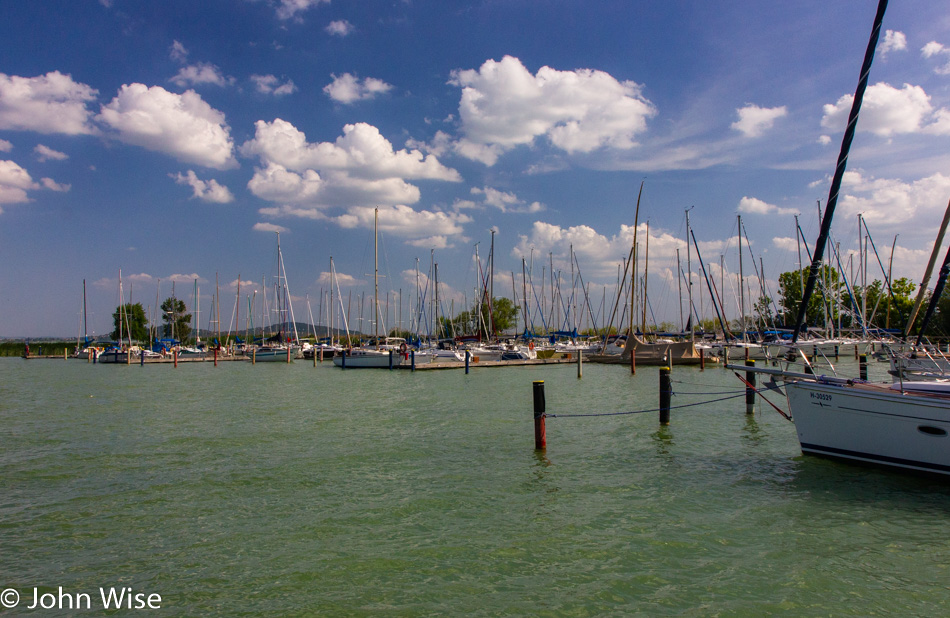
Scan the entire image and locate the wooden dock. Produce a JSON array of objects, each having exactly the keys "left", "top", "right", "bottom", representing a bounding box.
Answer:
[{"left": 402, "top": 357, "right": 577, "bottom": 370}]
